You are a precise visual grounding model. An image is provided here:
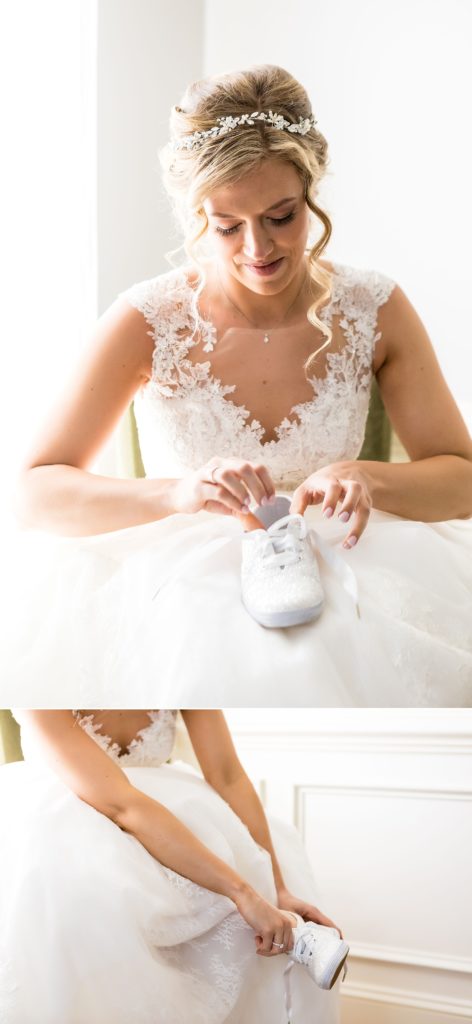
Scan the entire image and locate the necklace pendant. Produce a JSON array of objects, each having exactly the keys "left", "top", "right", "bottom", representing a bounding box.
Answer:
[{"left": 263, "top": 332, "right": 270, "bottom": 344}]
